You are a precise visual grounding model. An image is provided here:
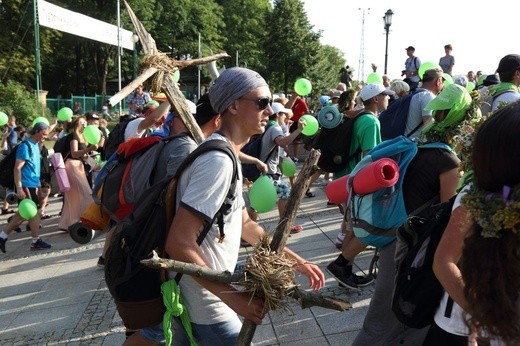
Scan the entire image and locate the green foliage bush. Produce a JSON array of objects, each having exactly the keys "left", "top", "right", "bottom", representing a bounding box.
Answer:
[{"left": 0, "top": 81, "right": 52, "bottom": 127}]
